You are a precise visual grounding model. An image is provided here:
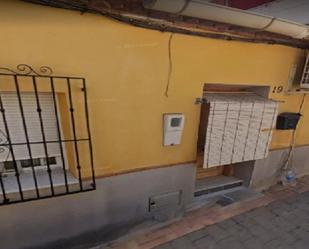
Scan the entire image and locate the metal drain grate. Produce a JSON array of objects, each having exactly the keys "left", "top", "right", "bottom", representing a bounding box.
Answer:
[{"left": 194, "top": 181, "right": 242, "bottom": 197}]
